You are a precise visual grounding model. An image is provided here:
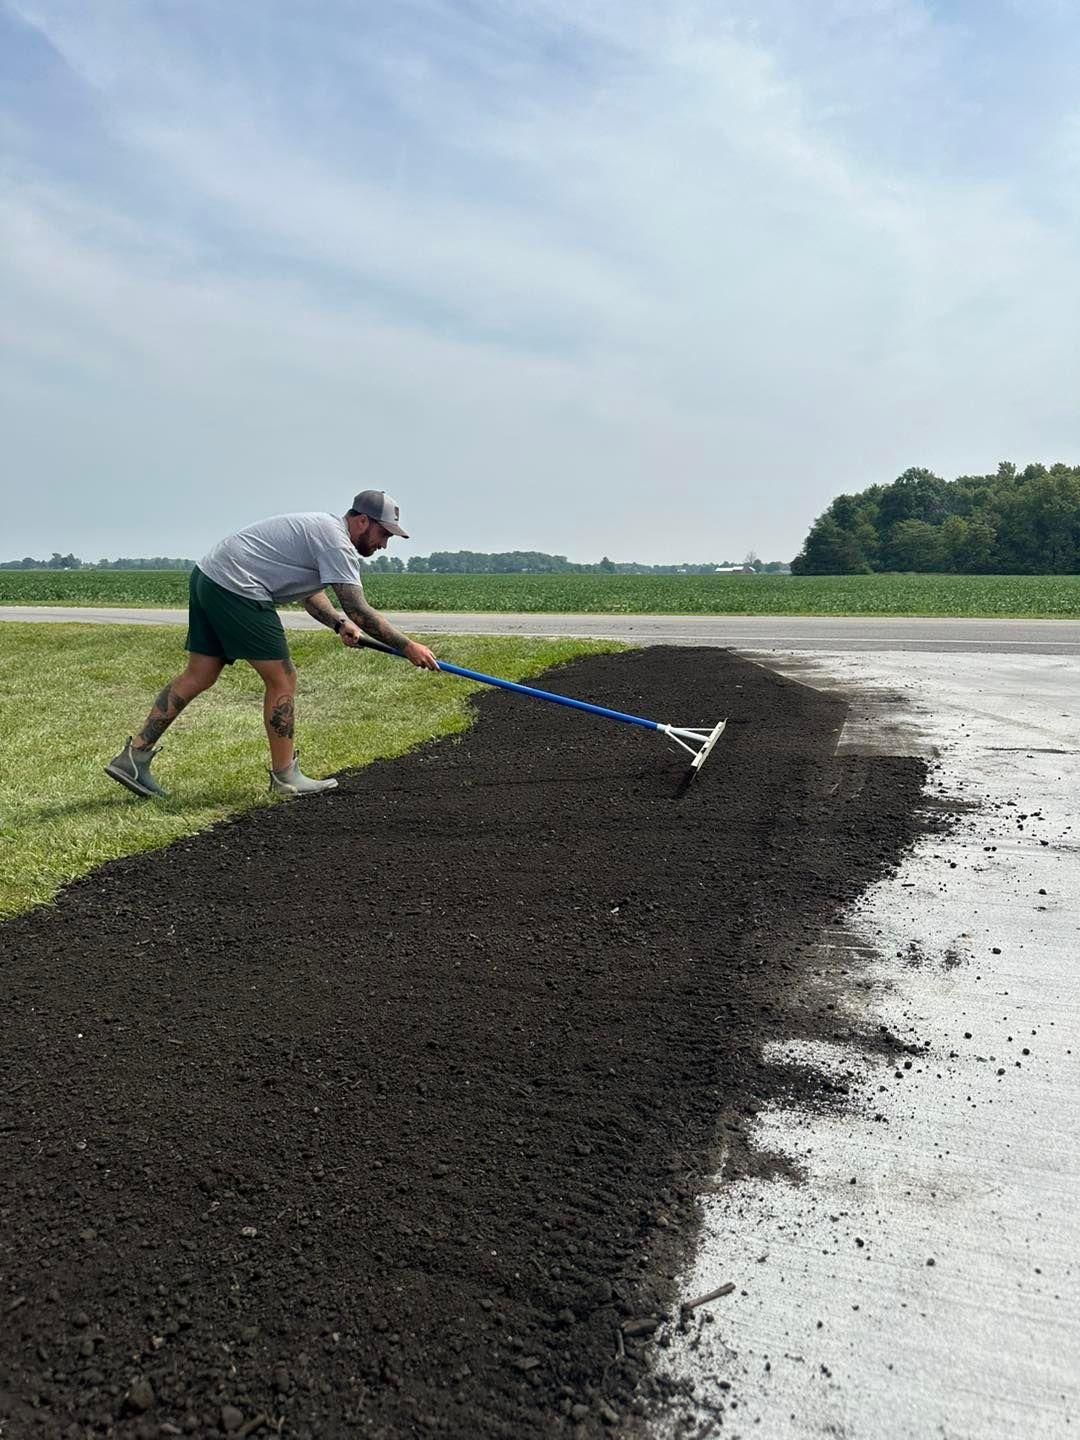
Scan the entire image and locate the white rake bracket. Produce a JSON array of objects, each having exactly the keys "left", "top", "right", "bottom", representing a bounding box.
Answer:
[{"left": 658, "top": 718, "right": 729, "bottom": 771}]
